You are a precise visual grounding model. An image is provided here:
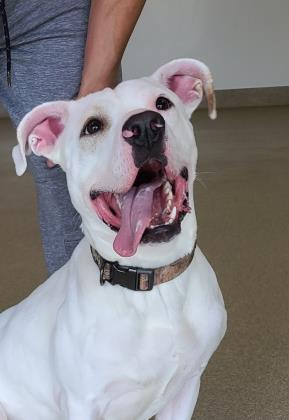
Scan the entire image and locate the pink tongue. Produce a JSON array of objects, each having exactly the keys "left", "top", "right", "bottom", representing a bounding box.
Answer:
[{"left": 113, "top": 179, "right": 162, "bottom": 257}]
